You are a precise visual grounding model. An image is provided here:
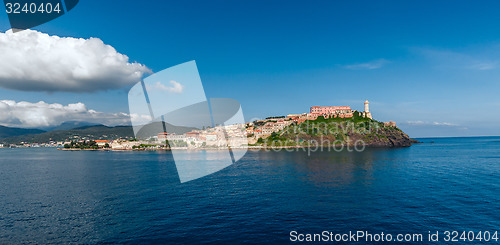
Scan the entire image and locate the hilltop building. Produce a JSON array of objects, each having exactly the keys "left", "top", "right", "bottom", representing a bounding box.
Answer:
[
  {"left": 362, "top": 100, "right": 372, "bottom": 119},
  {"left": 245, "top": 100, "right": 378, "bottom": 143},
  {"left": 310, "top": 106, "right": 352, "bottom": 115},
  {"left": 310, "top": 106, "right": 353, "bottom": 118},
  {"left": 384, "top": 121, "right": 396, "bottom": 127}
]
